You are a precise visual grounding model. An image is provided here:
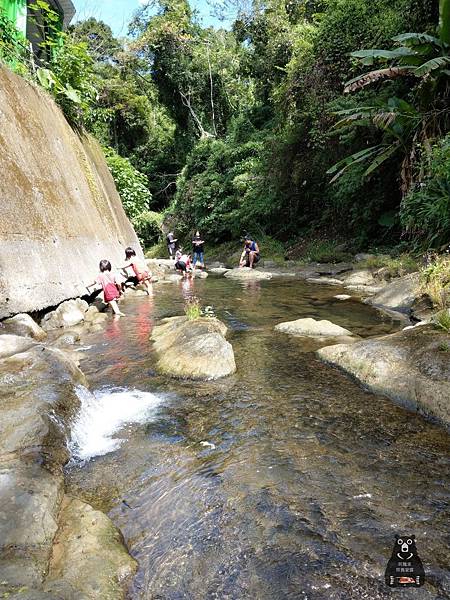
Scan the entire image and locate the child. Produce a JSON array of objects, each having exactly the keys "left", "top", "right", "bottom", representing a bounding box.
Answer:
[
  {"left": 87, "top": 260, "right": 125, "bottom": 316},
  {"left": 123, "top": 247, "right": 153, "bottom": 295},
  {"left": 175, "top": 249, "right": 192, "bottom": 277}
]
